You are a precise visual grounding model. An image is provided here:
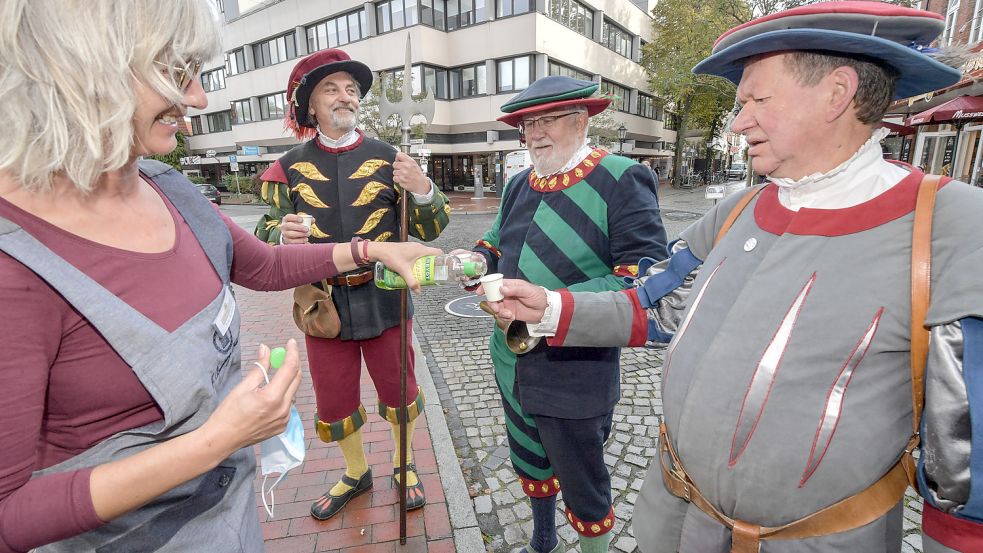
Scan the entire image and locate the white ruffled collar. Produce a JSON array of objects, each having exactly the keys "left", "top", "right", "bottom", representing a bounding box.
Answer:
[{"left": 769, "top": 127, "right": 891, "bottom": 190}]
